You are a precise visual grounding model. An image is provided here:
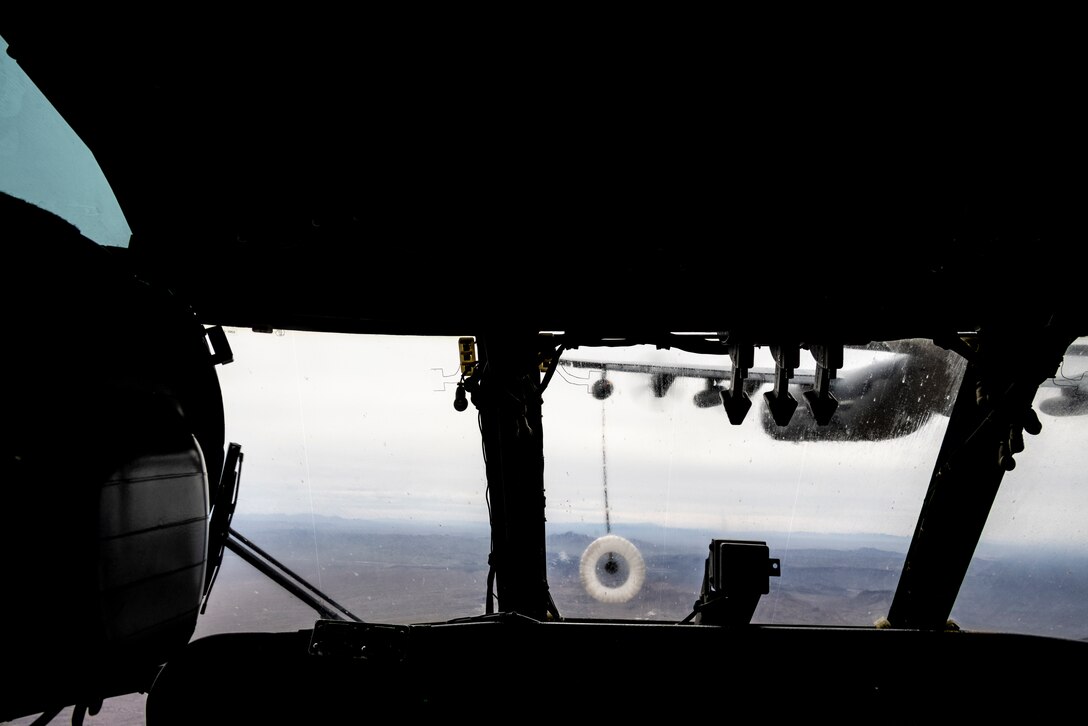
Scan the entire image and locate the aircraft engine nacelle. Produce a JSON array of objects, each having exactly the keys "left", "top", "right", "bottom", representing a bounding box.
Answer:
[
  {"left": 1038, "top": 385, "right": 1088, "bottom": 416},
  {"left": 650, "top": 371, "right": 677, "bottom": 397},
  {"left": 761, "top": 342, "right": 960, "bottom": 442}
]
